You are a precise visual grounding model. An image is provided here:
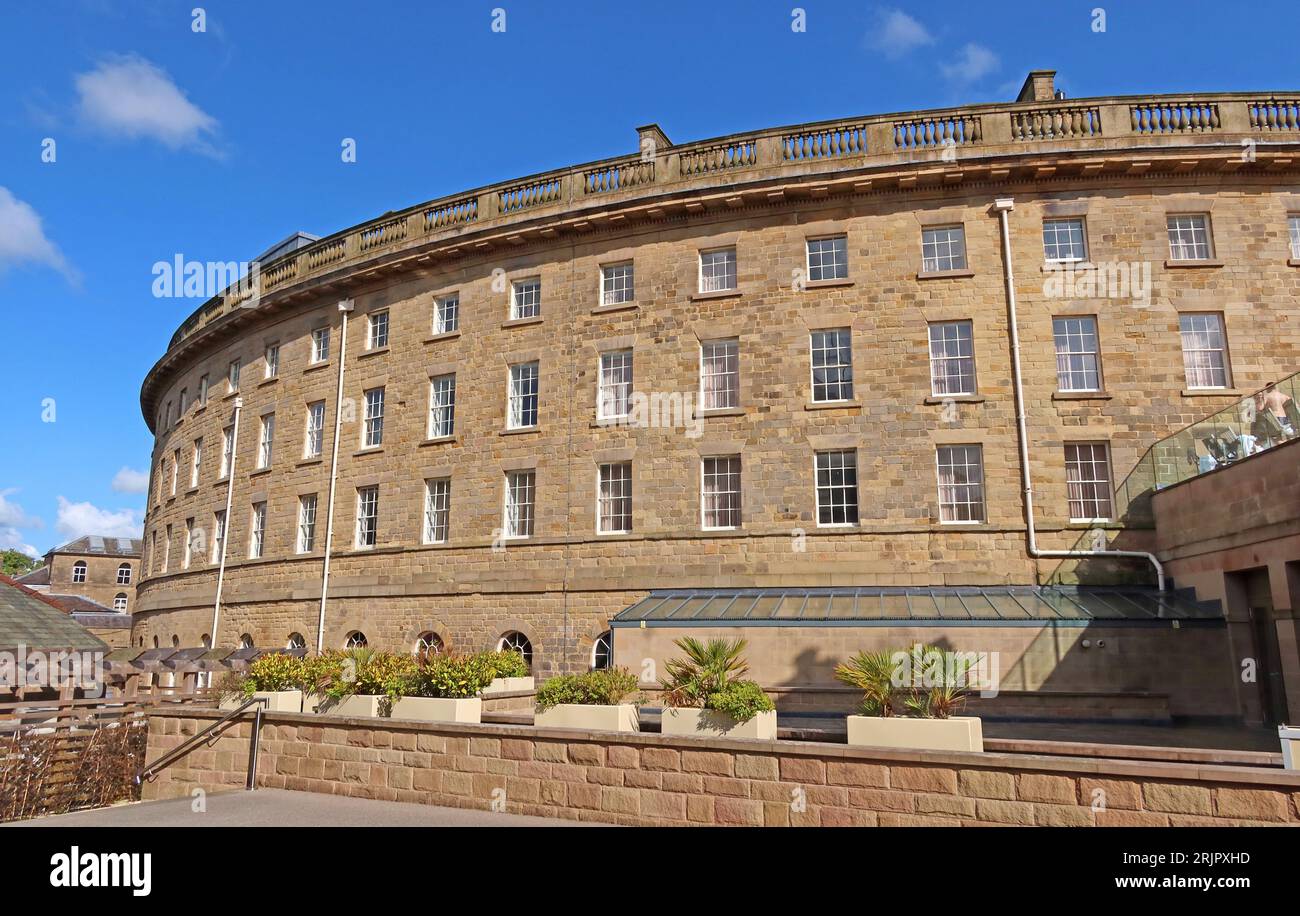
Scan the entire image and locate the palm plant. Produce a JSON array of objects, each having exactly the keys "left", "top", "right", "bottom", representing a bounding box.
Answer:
[
  {"left": 660, "top": 637, "right": 750, "bottom": 708},
  {"left": 834, "top": 649, "right": 899, "bottom": 717}
]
